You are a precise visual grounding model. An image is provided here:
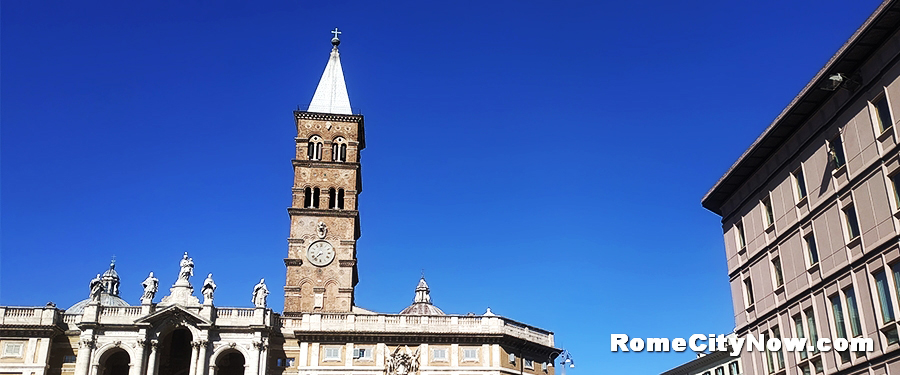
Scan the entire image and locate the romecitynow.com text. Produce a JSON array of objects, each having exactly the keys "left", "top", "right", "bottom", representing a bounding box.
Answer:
[{"left": 610, "top": 334, "right": 873, "bottom": 355}]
